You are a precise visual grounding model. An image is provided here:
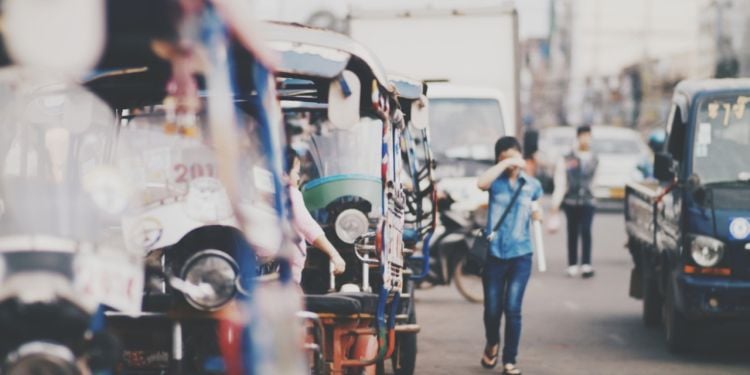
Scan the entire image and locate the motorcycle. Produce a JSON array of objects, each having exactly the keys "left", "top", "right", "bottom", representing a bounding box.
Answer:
[
  {"left": 90, "top": 2, "right": 306, "bottom": 374},
  {"left": 417, "top": 194, "right": 486, "bottom": 304}
]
